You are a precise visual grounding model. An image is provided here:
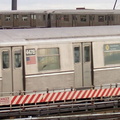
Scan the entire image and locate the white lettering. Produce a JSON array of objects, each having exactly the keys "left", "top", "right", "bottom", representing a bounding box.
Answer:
[{"left": 26, "top": 49, "right": 36, "bottom": 55}]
